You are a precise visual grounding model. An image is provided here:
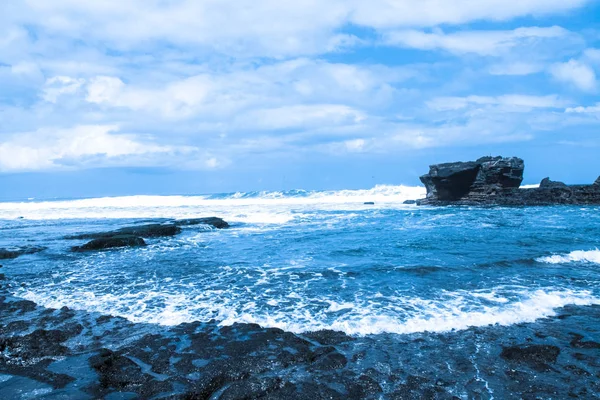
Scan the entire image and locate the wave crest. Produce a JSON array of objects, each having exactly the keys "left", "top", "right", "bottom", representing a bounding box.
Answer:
[{"left": 536, "top": 249, "right": 600, "bottom": 265}]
